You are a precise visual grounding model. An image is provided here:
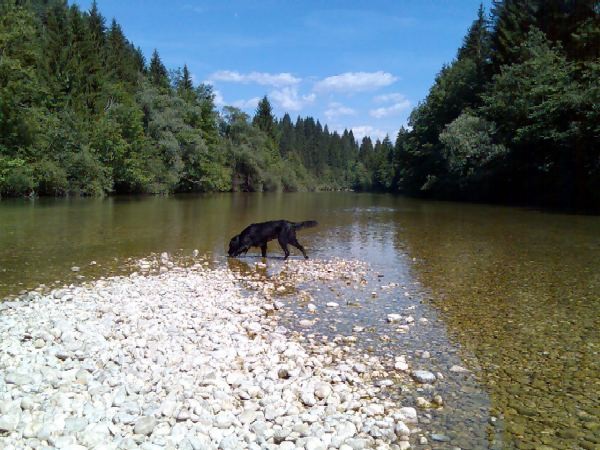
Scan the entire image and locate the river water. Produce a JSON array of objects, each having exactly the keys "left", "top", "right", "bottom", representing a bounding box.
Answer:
[{"left": 1, "top": 193, "right": 598, "bottom": 449}]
